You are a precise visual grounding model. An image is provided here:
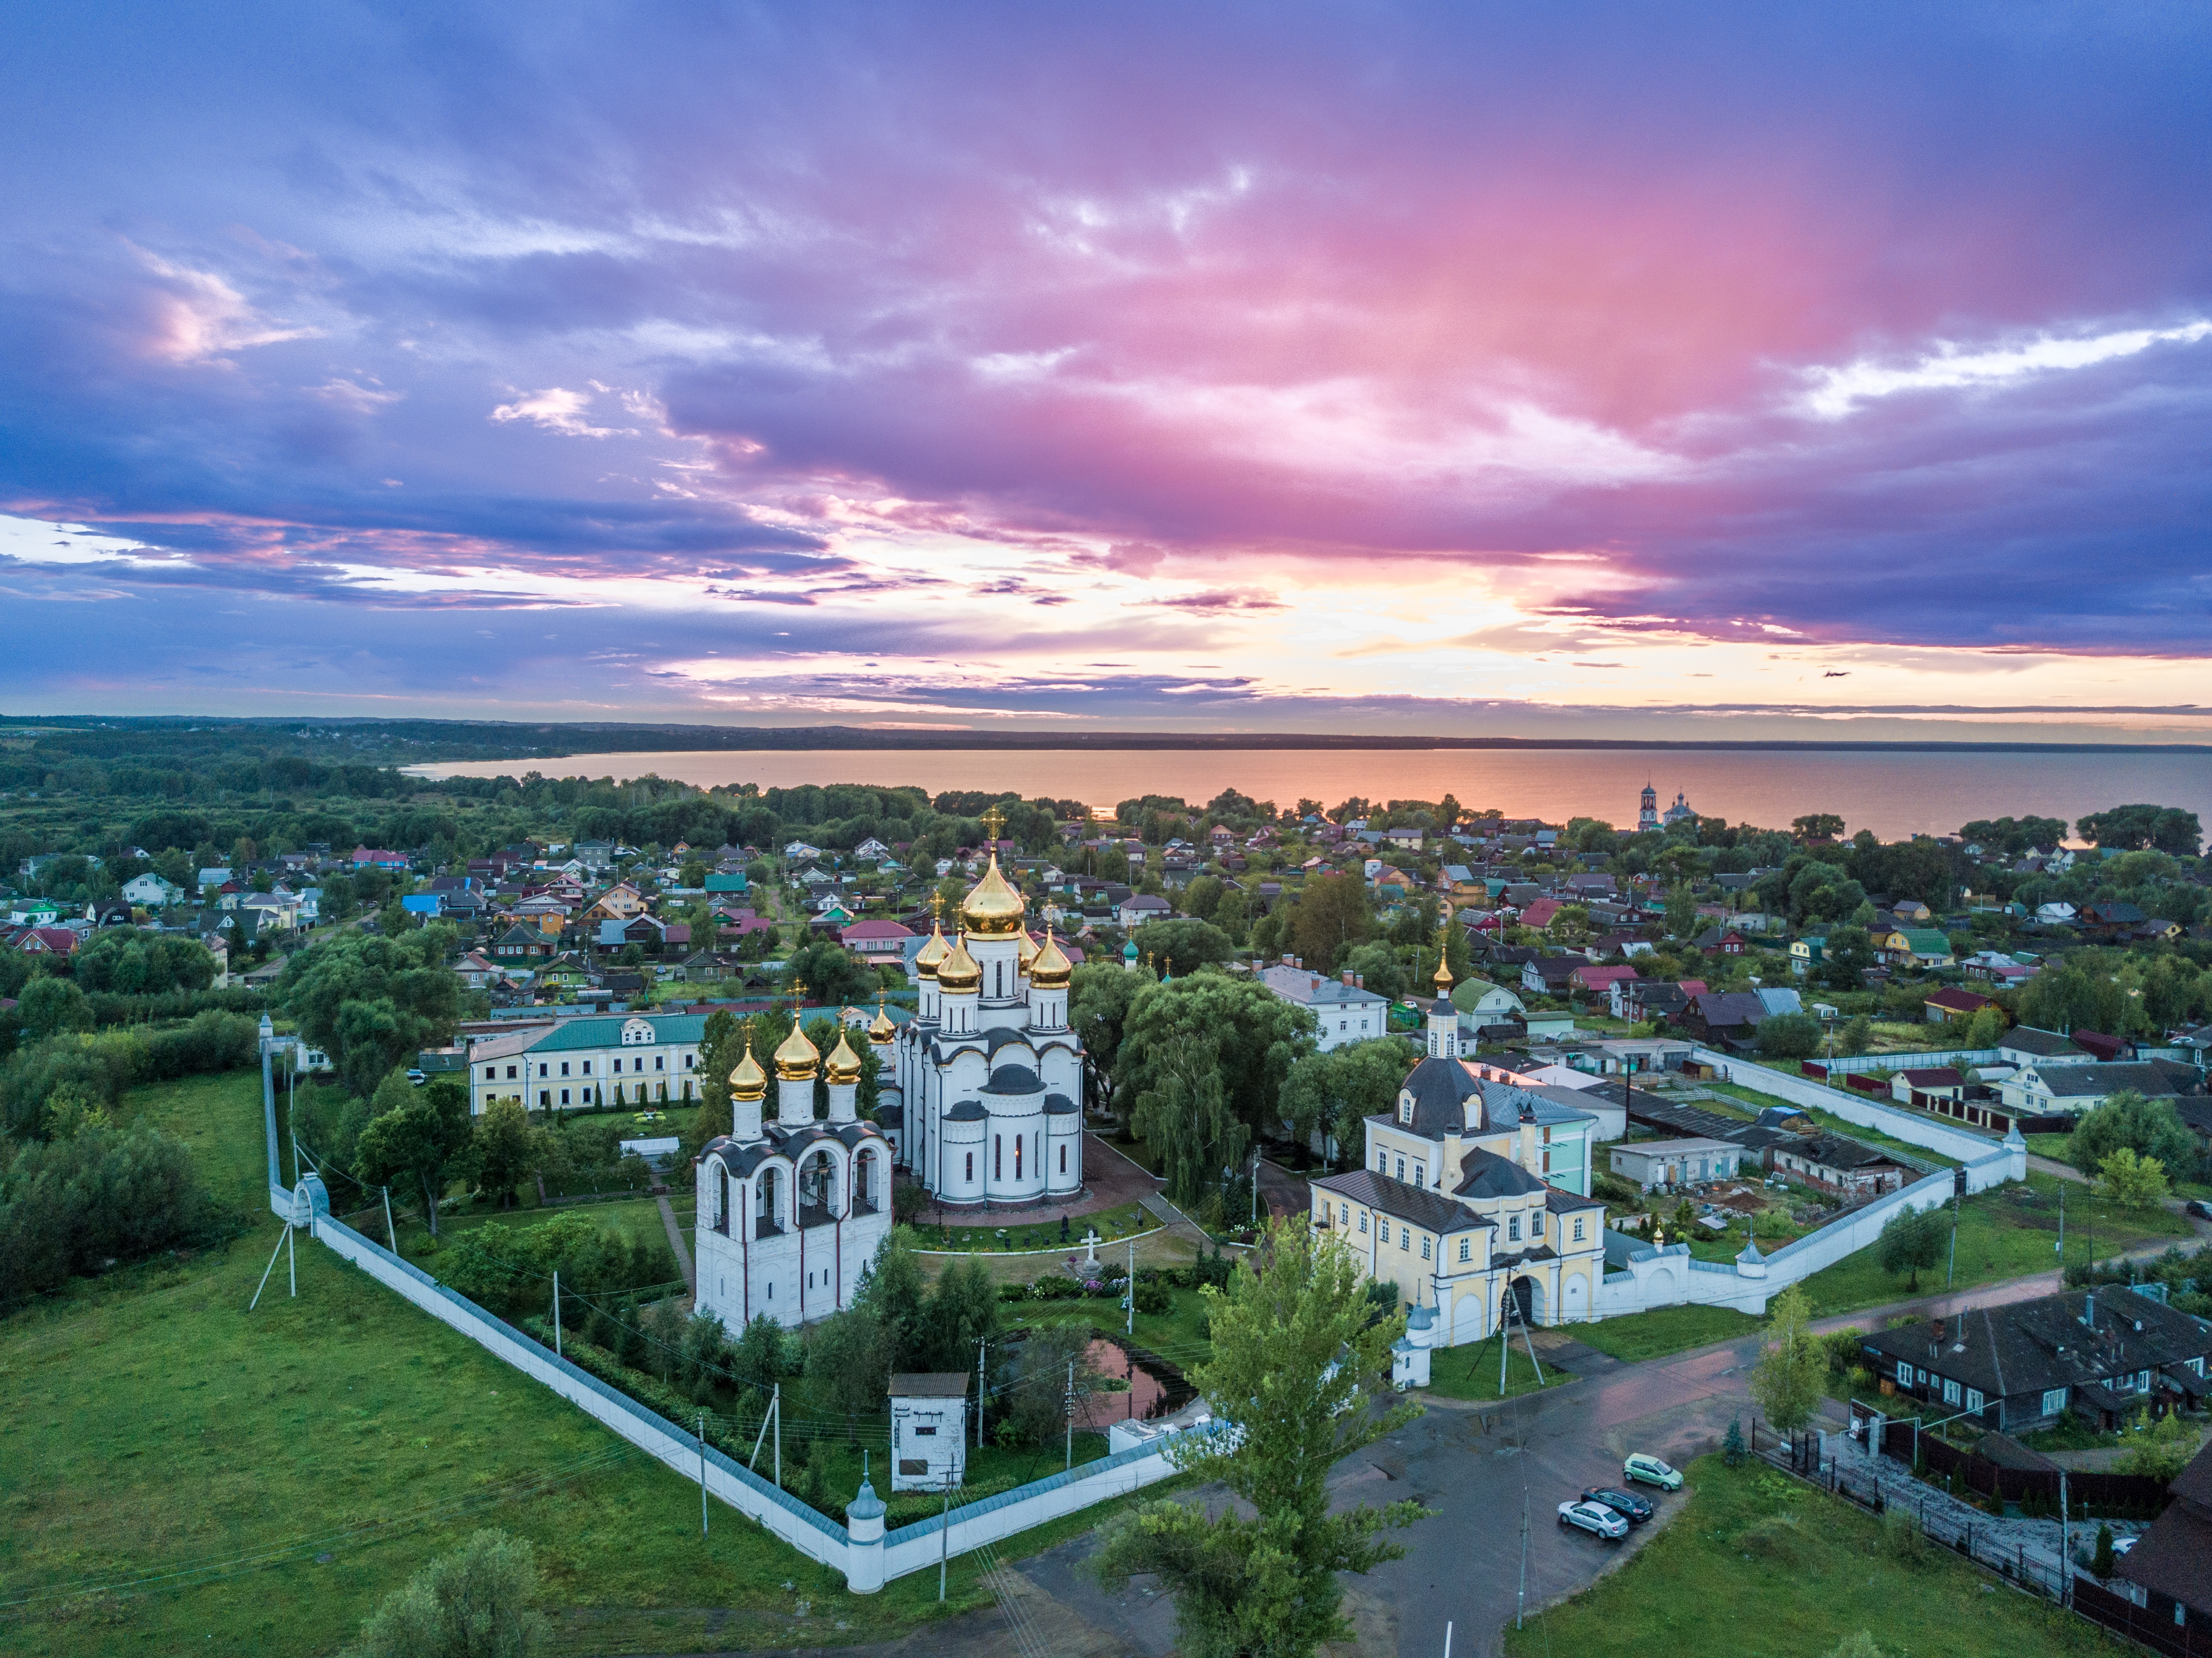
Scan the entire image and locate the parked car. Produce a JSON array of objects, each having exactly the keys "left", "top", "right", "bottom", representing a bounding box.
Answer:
[
  {"left": 1623, "top": 1453, "right": 1683, "bottom": 1491},
  {"left": 1557, "top": 1499, "right": 1630, "bottom": 1540},
  {"left": 1582, "top": 1486, "right": 1655, "bottom": 1523},
  {"left": 2185, "top": 1200, "right": 2212, "bottom": 1221}
]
